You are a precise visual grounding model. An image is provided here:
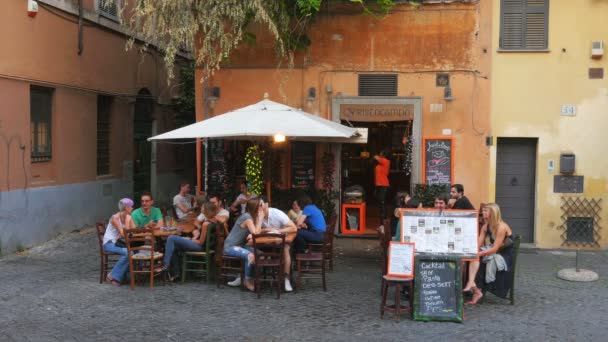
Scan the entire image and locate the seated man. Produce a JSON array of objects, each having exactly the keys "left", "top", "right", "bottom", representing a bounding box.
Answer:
[
  {"left": 160, "top": 201, "right": 219, "bottom": 280},
  {"left": 195, "top": 193, "right": 230, "bottom": 234},
  {"left": 294, "top": 194, "right": 326, "bottom": 254},
  {"left": 448, "top": 184, "right": 475, "bottom": 210},
  {"left": 132, "top": 191, "right": 164, "bottom": 228},
  {"left": 434, "top": 195, "right": 449, "bottom": 210},
  {"left": 229, "top": 180, "right": 255, "bottom": 215},
  {"left": 228, "top": 196, "right": 297, "bottom": 292},
  {"left": 173, "top": 181, "right": 198, "bottom": 219}
]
